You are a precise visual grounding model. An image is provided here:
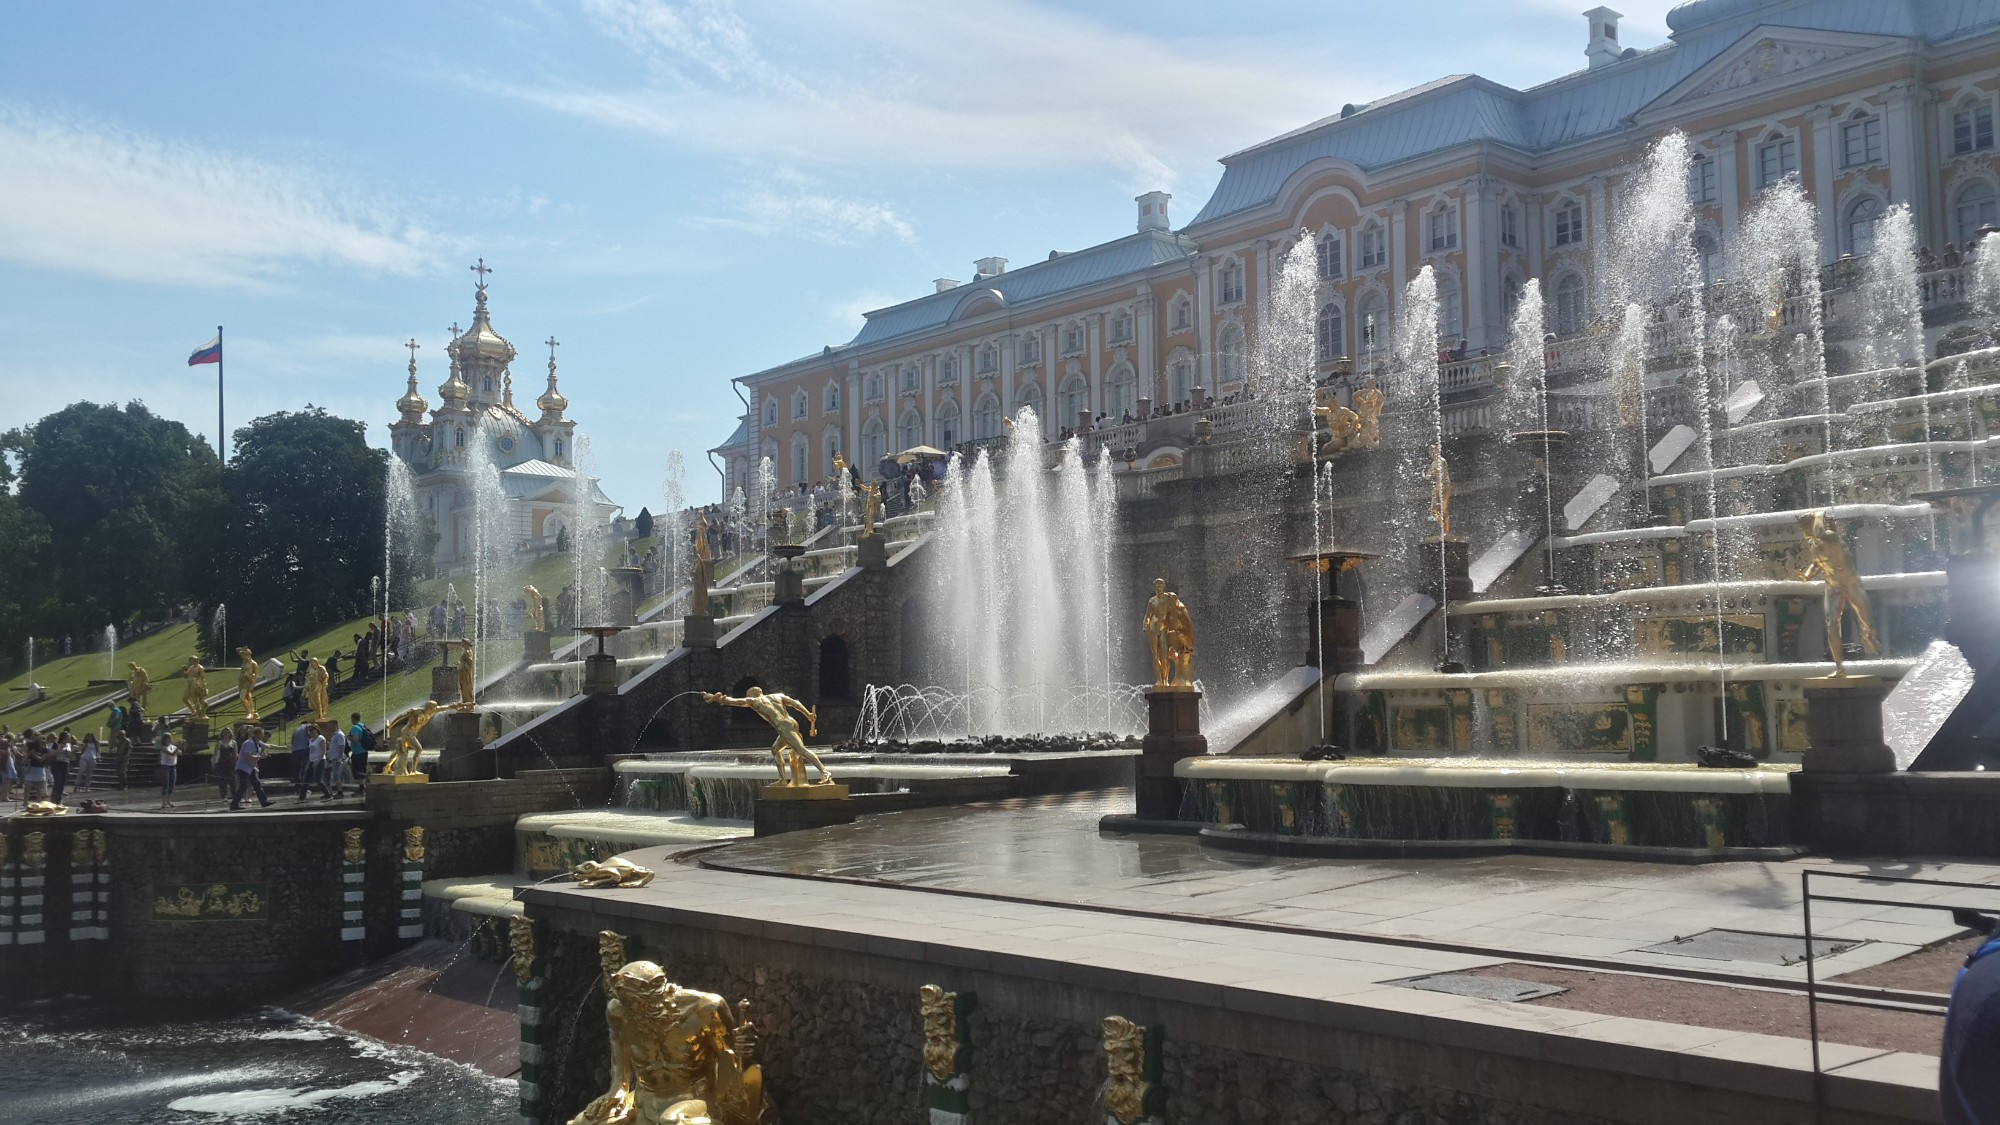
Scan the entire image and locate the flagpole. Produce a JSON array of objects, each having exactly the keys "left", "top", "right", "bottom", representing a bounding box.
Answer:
[{"left": 216, "top": 325, "right": 225, "bottom": 465}]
